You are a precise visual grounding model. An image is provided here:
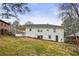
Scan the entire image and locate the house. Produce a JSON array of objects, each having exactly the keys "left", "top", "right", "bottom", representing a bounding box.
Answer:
[
  {"left": 15, "top": 24, "right": 64, "bottom": 42},
  {"left": 13, "top": 25, "right": 26, "bottom": 36},
  {"left": 0, "top": 20, "right": 11, "bottom": 35},
  {"left": 65, "top": 32, "right": 79, "bottom": 43},
  {"left": 66, "top": 32, "right": 79, "bottom": 39}
]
